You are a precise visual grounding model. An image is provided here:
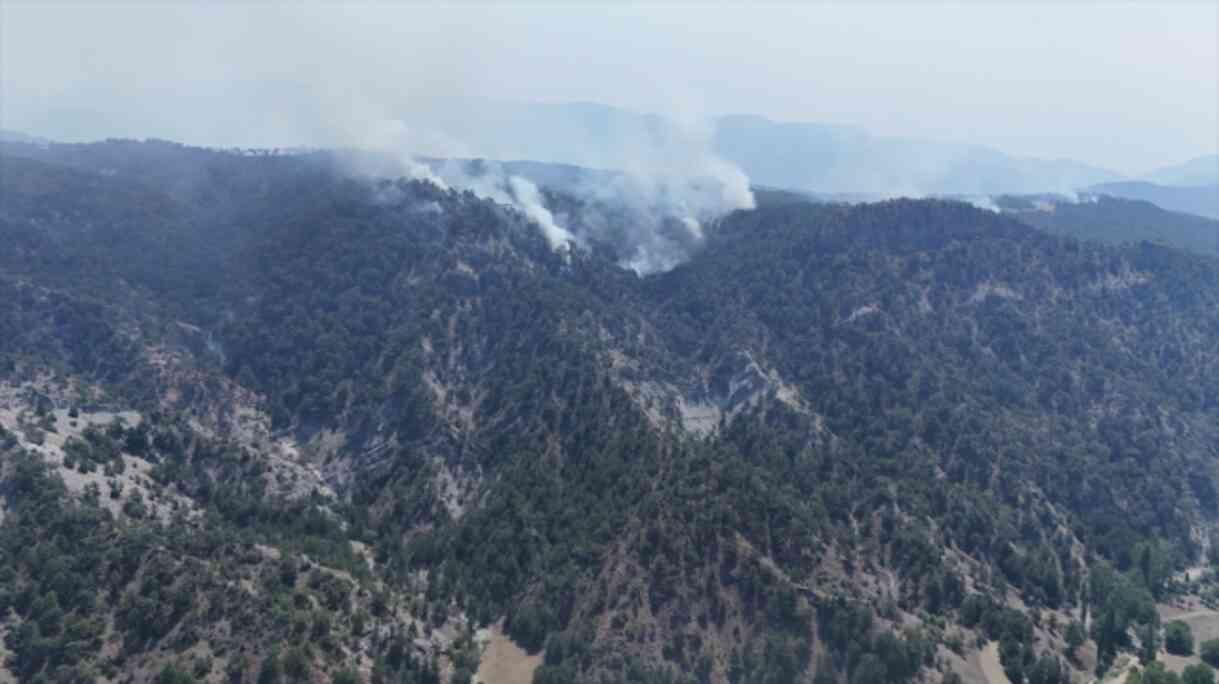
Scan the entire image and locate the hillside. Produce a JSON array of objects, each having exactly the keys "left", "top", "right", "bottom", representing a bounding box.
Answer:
[
  {"left": 2, "top": 141, "right": 1219, "bottom": 684},
  {"left": 1084, "top": 182, "right": 1219, "bottom": 221},
  {"left": 997, "top": 194, "right": 1219, "bottom": 257}
]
